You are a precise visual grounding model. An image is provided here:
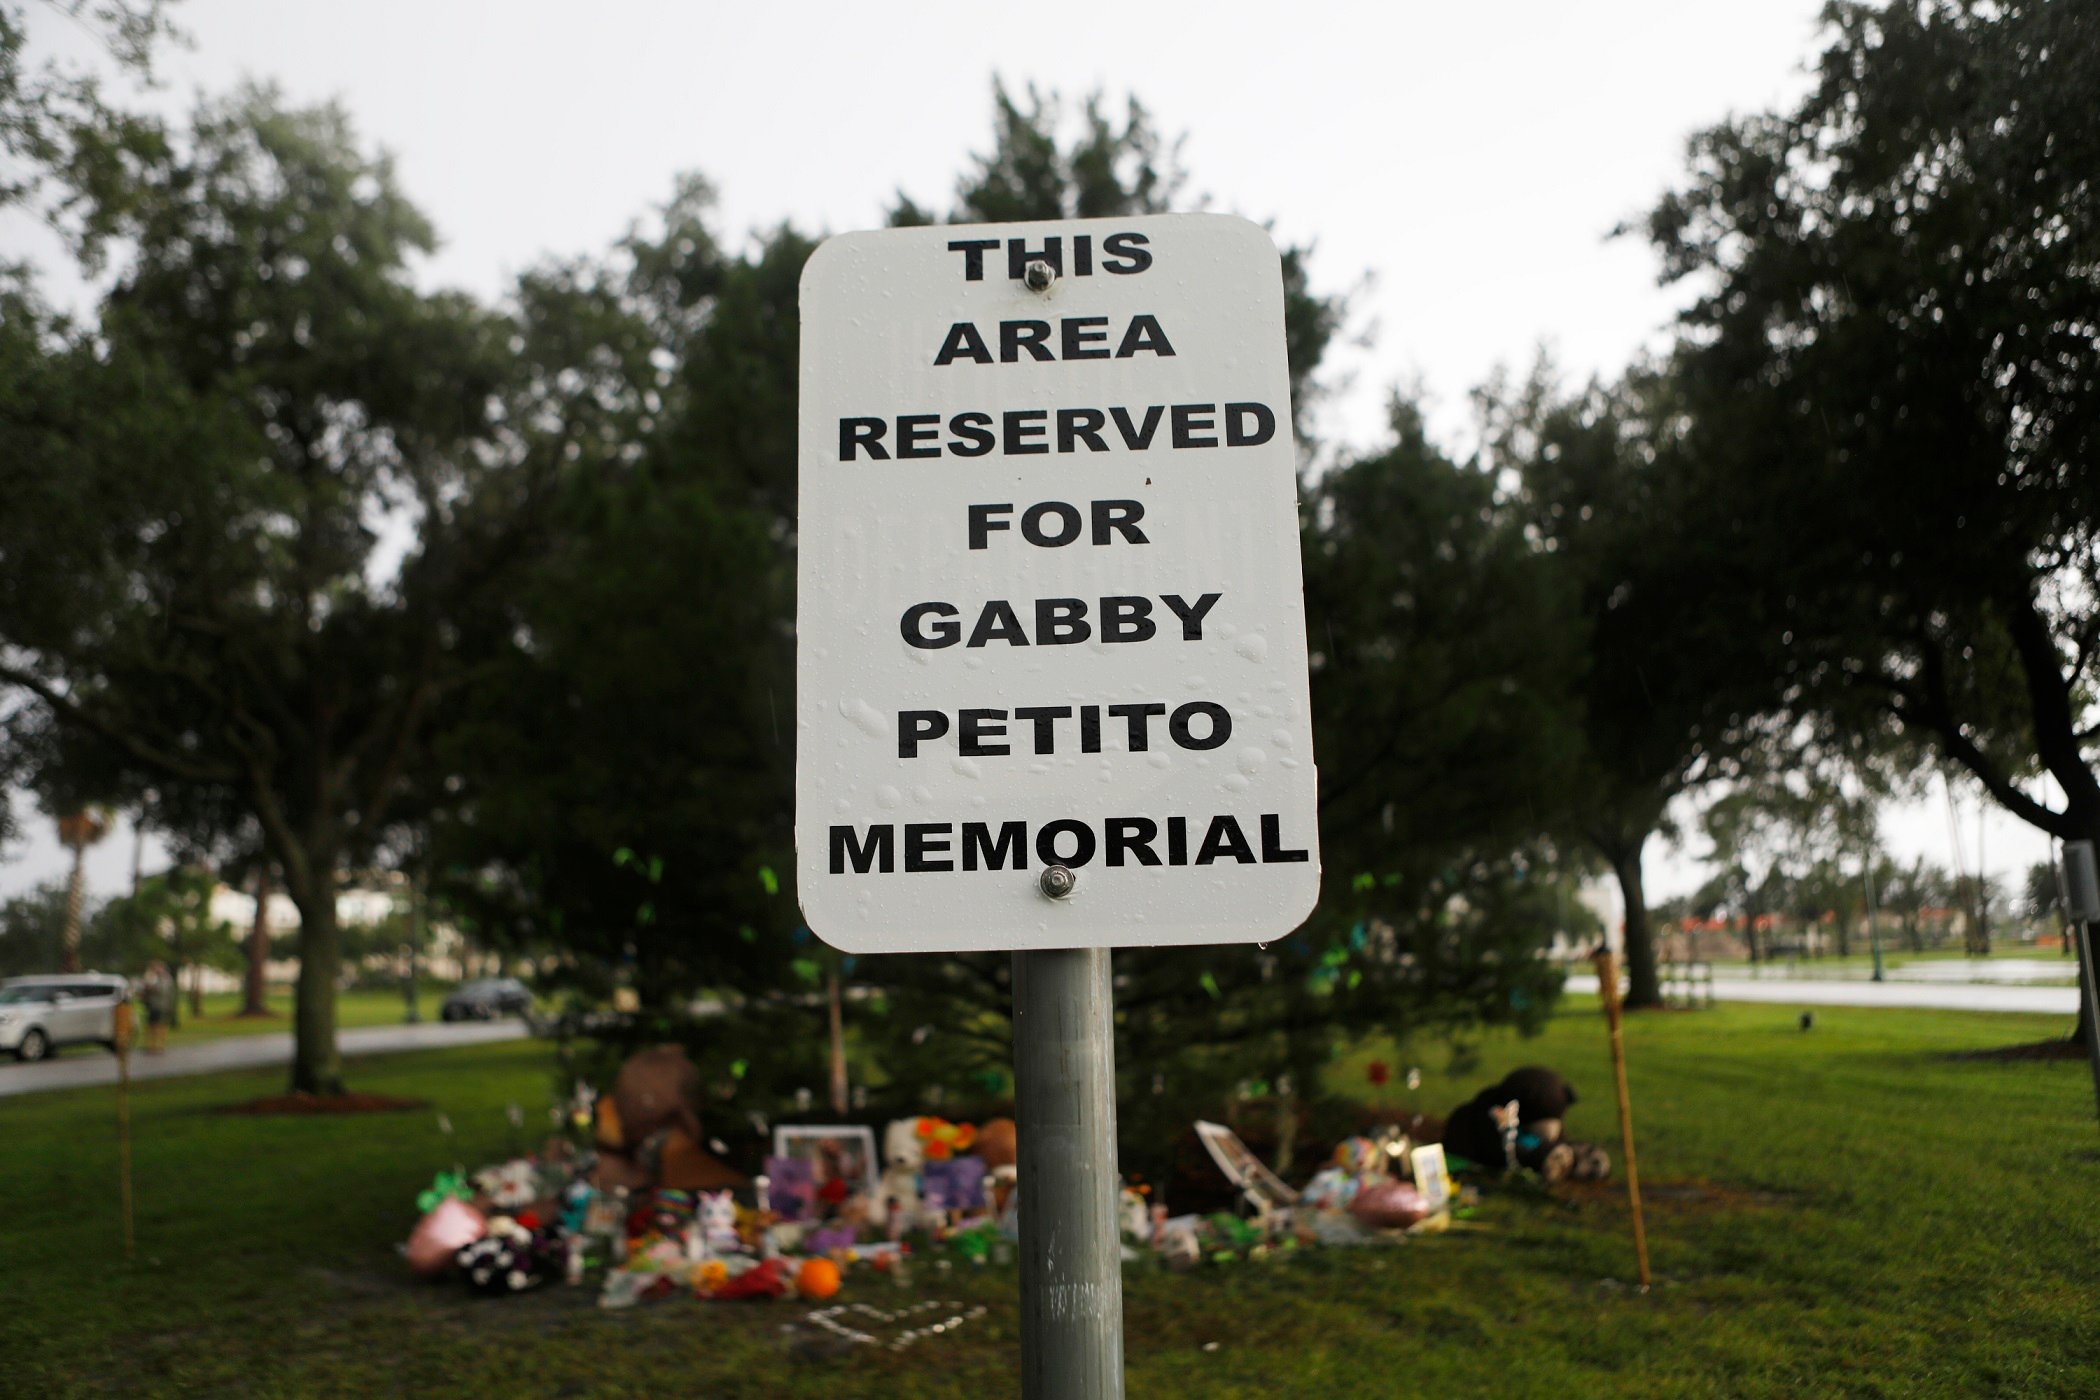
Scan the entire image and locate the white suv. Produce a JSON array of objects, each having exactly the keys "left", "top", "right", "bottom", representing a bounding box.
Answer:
[{"left": 0, "top": 974, "right": 130, "bottom": 1062}]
